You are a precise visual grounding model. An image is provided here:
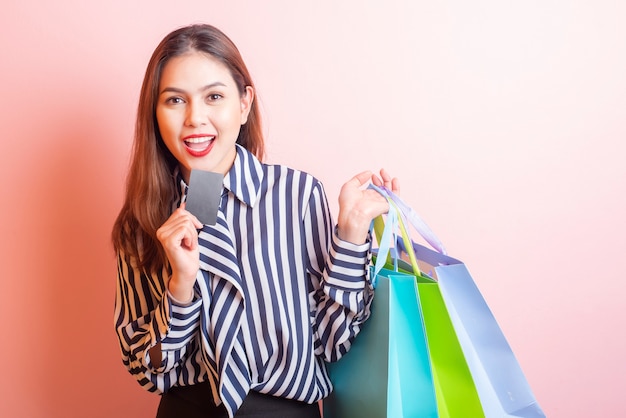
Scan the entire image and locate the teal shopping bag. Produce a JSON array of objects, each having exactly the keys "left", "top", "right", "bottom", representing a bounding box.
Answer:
[{"left": 323, "top": 265, "right": 438, "bottom": 418}]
